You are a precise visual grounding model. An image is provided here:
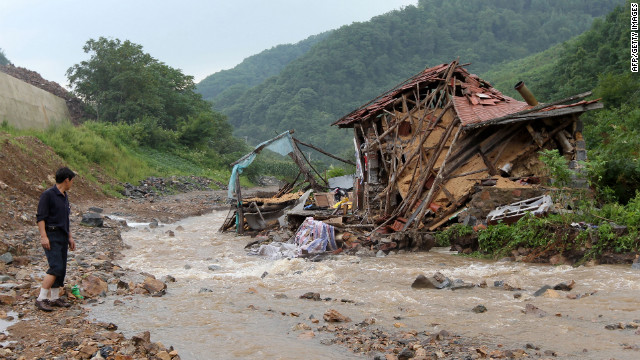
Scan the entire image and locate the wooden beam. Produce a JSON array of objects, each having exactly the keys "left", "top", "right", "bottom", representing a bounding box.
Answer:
[{"left": 293, "top": 138, "right": 355, "bottom": 166}]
